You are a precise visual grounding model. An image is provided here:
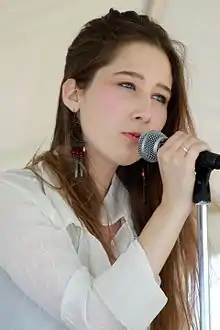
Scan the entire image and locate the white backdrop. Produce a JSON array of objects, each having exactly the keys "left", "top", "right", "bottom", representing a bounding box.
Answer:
[{"left": 0, "top": 0, "right": 145, "bottom": 170}]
